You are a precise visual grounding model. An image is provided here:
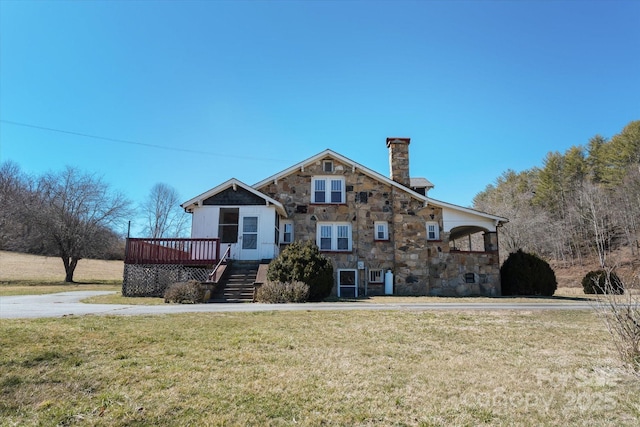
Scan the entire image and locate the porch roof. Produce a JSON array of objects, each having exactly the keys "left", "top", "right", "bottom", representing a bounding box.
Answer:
[{"left": 181, "top": 178, "right": 288, "bottom": 217}]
